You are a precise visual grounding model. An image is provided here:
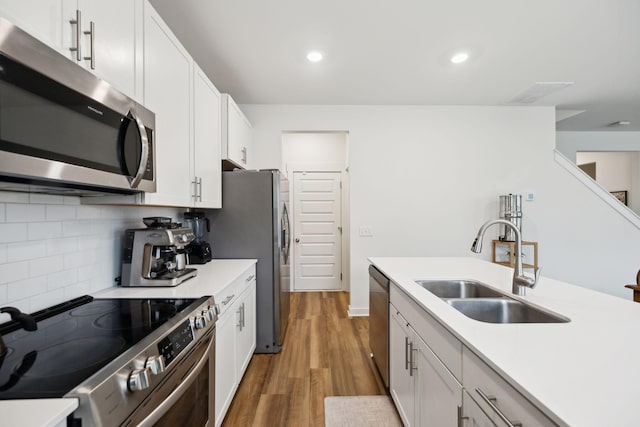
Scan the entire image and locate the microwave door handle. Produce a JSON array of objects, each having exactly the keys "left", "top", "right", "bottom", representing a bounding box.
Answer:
[
  {"left": 128, "top": 106, "right": 149, "bottom": 189},
  {"left": 136, "top": 332, "right": 214, "bottom": 427}
]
